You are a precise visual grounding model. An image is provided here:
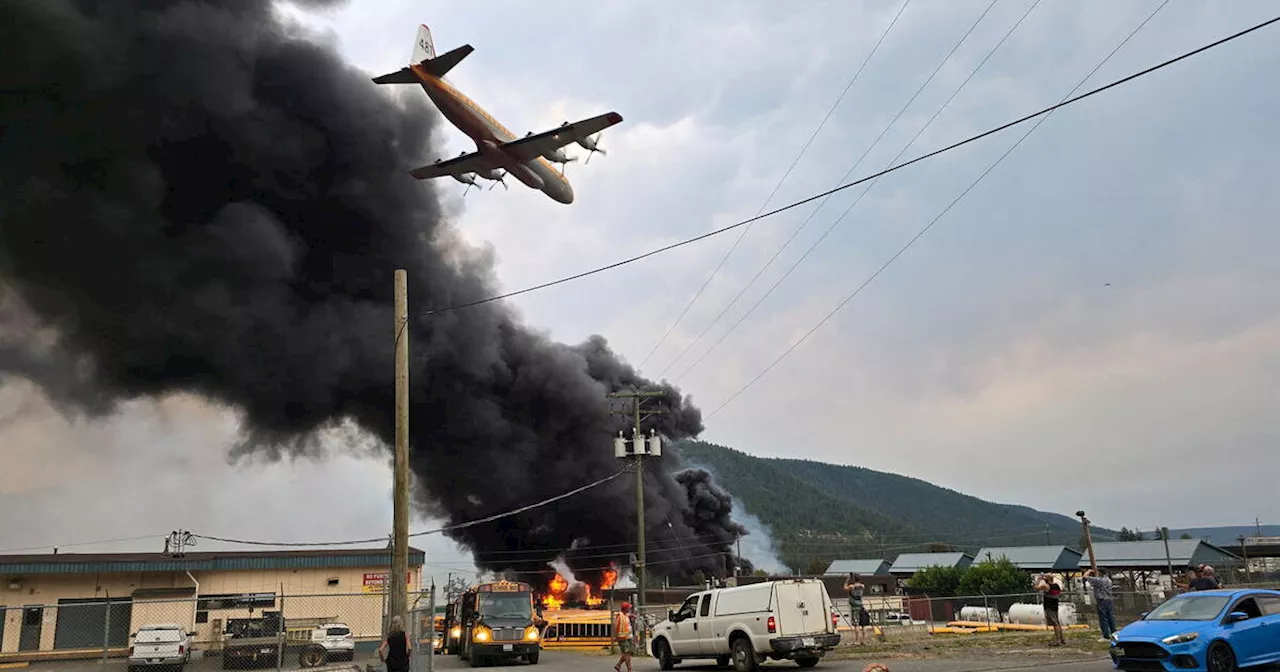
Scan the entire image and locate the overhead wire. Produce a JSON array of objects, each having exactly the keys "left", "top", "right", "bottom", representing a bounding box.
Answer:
[
  {"left": 191, "top": 465, "right": 633, "bottom": 548},
  {"left": 704, "top": 0, "right": 1180, "bottom": 421},
  {"left": 409, "top": 9, "right": 1280, "bottom": 323},
  {"left": 636, "top": 0, "right": 914, "bottom": 371},
  {"left": 0, "top": 535, "right": 164, "bottom": 554},
  {"left": 673, "top": 0, "right": 1043, "bottom": 382}
]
